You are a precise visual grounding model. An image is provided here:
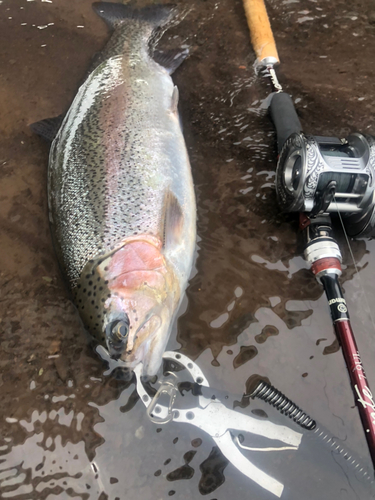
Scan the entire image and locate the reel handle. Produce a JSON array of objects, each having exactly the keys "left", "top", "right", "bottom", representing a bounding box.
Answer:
[{"left": 269, "top": 92, "right": 302, "bottom": 153}]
